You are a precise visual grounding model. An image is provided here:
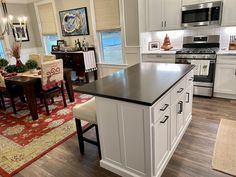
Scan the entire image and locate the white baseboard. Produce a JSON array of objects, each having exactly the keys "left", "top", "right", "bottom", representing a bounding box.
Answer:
[{"left": 214, "top": 92, "right": 236, "bottom": 100}]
